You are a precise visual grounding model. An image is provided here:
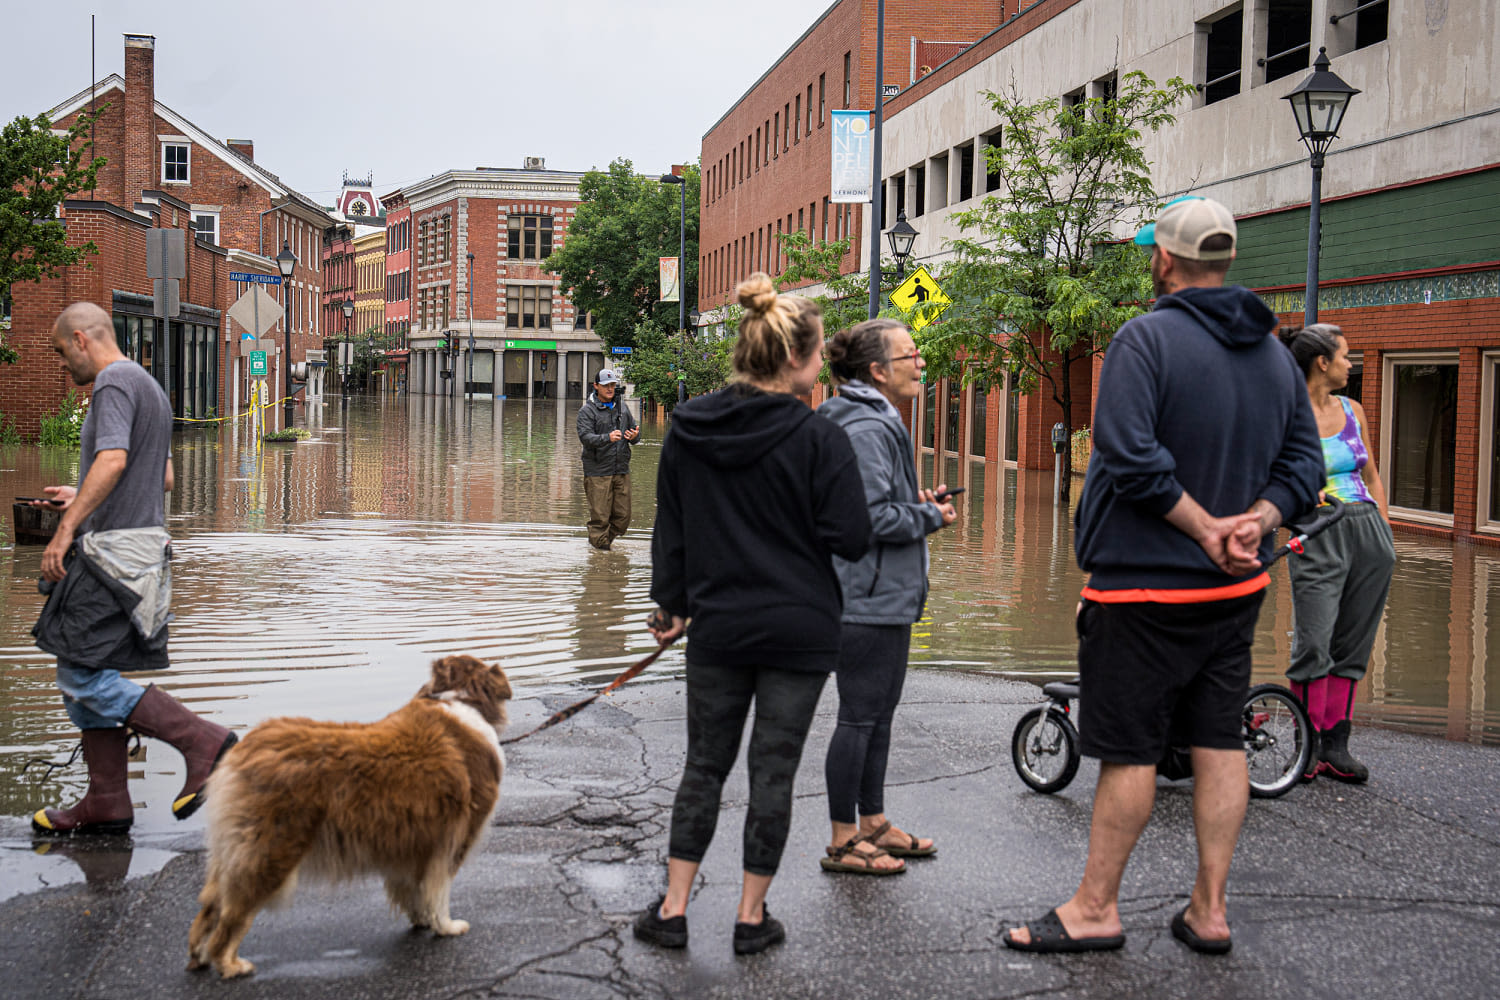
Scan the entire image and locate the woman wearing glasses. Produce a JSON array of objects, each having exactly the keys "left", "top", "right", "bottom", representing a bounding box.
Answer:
[{"left": 816, "top": 319, "right": 957, "bottom": 875}]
